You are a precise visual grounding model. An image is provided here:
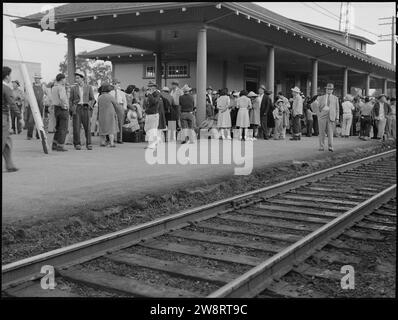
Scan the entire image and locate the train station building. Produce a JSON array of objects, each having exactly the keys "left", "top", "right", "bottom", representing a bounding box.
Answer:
[{"left": 14, "top": 2, "right": 396, "bottom": 125}]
